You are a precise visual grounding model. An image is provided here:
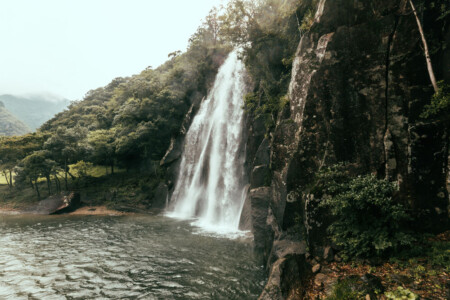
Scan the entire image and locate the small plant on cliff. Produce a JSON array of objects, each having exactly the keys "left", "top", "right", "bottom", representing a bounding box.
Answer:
[
  {"left": 316, "top": 165, "right": 415, "bottom": 259},
  {"left": 420, "top": 80, "right": 450, "bottom": 122},
  {"left": 299, "top": 8, "right": 314, "bottom": 33}
]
